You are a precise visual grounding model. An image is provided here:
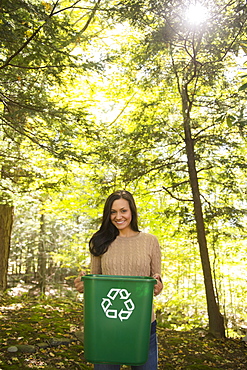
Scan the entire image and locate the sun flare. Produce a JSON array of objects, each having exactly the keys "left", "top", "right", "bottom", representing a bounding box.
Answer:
[{"left": 185, "top": 3, "right": 209, "bottom": 25}]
